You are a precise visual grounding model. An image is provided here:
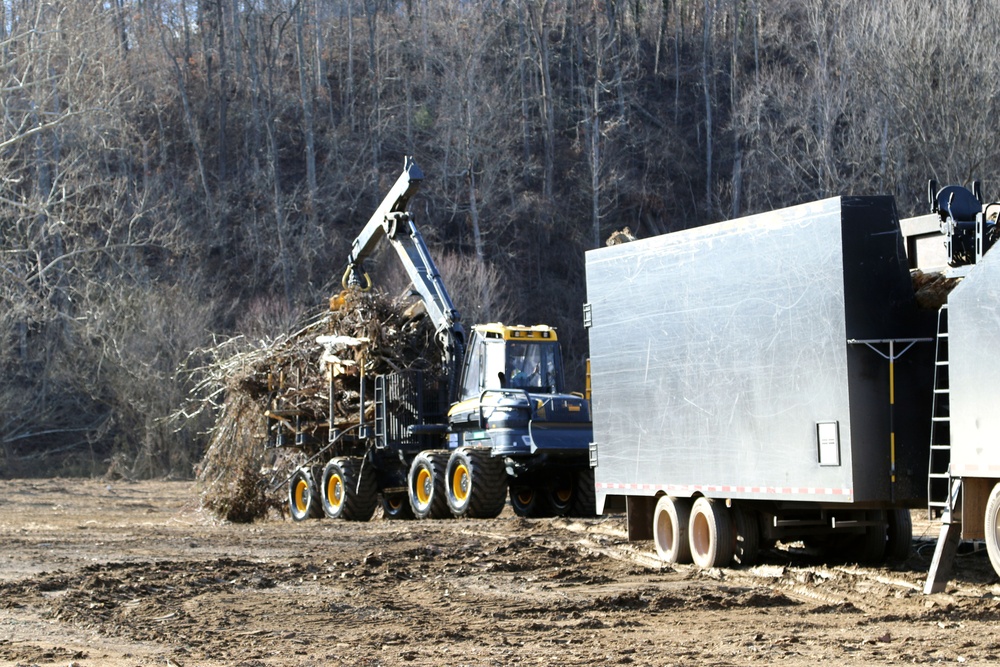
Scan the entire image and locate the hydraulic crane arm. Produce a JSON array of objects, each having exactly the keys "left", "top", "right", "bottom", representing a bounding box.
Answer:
[{"left": 343, "top": 157, "right": 466, "bottom": 390}]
